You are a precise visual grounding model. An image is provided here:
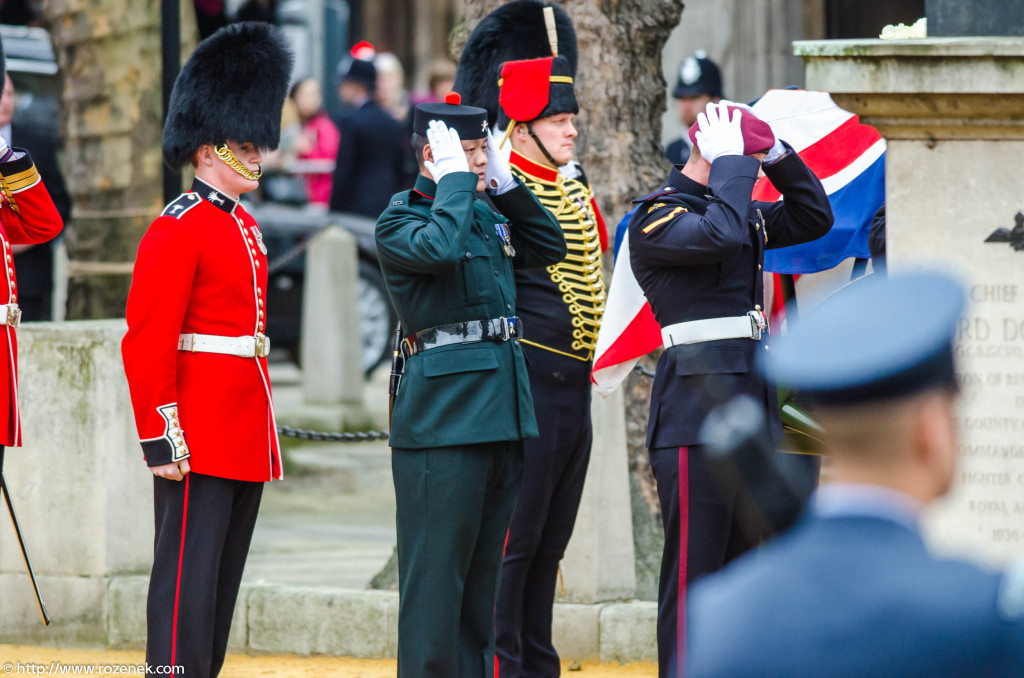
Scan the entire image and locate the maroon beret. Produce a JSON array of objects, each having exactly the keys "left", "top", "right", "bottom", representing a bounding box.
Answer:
[{"left": 688, "top": 105, "right": 776, "bottom": 156}]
